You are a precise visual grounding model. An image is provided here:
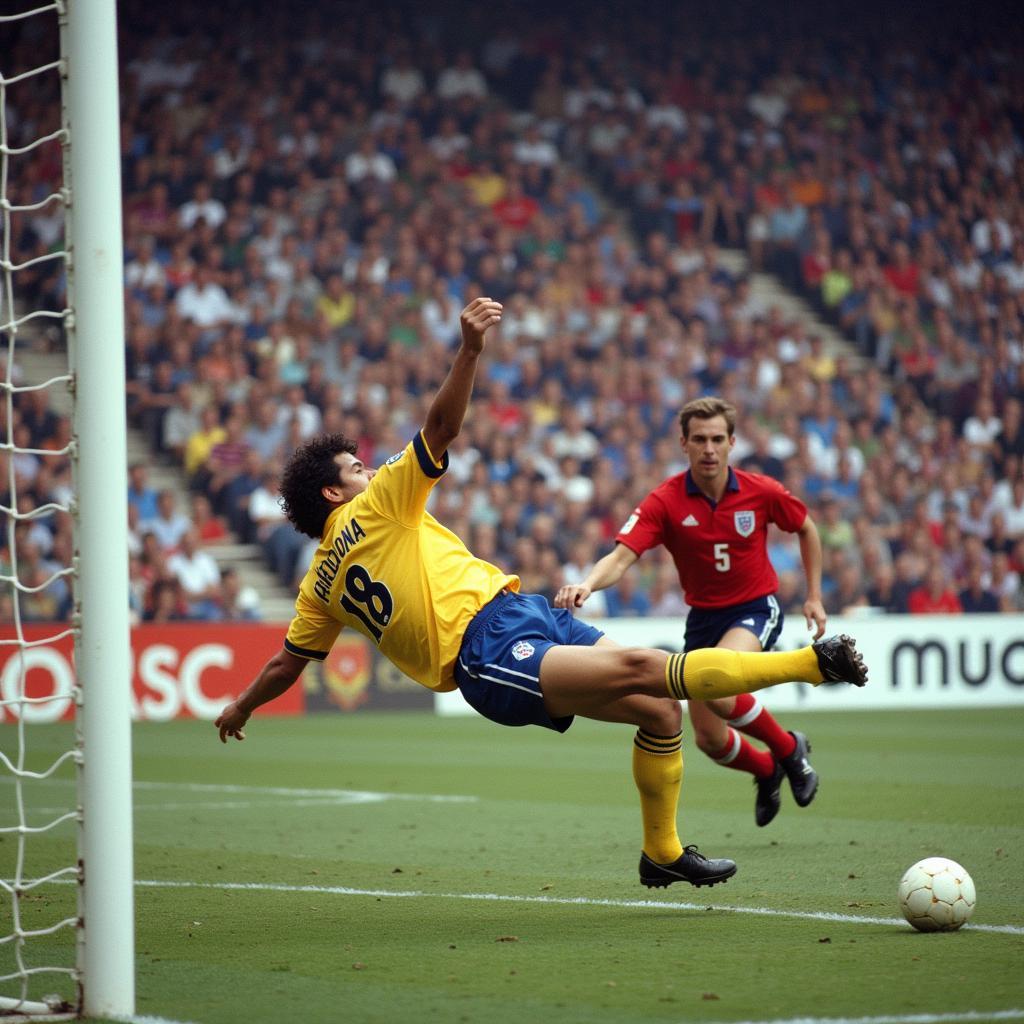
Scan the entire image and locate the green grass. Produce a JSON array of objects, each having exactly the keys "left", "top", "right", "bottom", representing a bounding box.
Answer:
[{"left": 2, "top": 708, "right": 1023, "bottom": 1023}]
